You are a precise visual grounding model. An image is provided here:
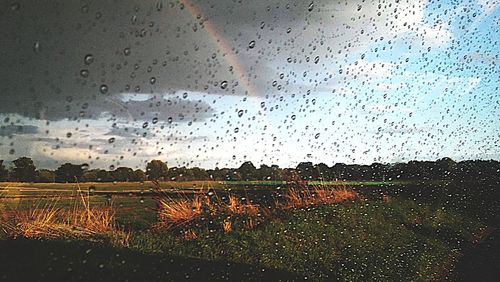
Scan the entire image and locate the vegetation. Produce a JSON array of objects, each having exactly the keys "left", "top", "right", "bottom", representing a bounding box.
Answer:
[
  {"left": 1, "top": 158, "right": 498, "bottom": 281},
  {"left": 0, "top": 157, "right": 499, "bottom": 183}
]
